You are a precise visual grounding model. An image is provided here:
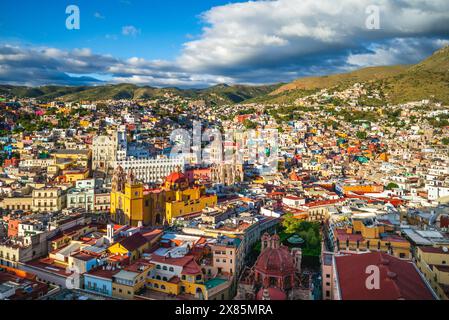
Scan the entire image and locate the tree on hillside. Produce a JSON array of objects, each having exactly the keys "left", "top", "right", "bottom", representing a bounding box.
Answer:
[
  {"left": 243, "top": 119, "right": 257, "bottom": 130},
  {"left": 386, "top": 182, "right": 399, "bottom": 190},
  {"left": 356, "top": 131, "right": 367, "bottom": 140}
]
